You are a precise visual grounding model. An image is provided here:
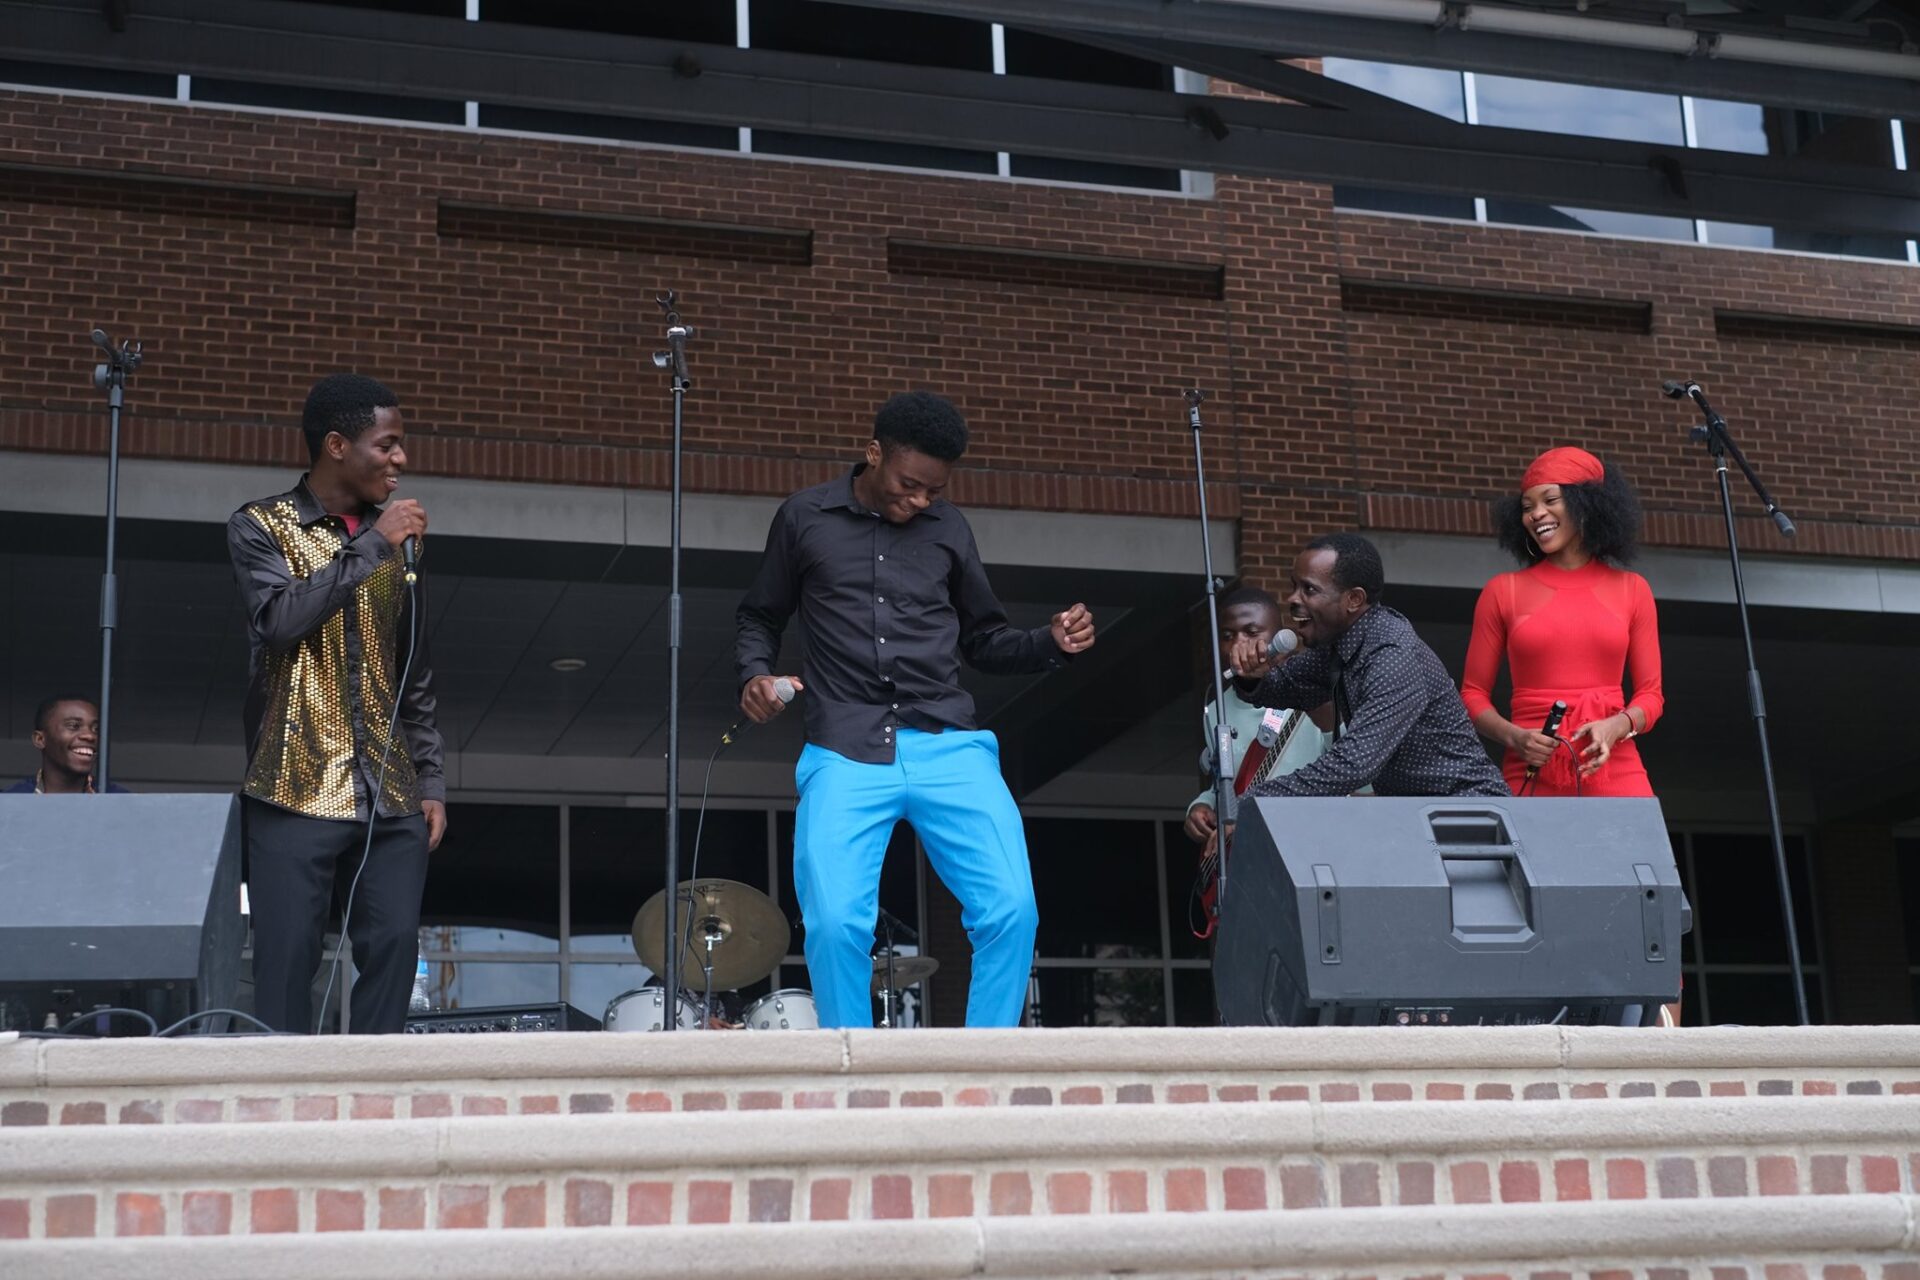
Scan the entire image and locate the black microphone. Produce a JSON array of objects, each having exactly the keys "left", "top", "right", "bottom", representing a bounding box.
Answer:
[
  {"left": 1522, "top": 700, "right": 1569, "bottom": 783},
  {"left": 401, "top": 535, "right": 419, "bottom": 585},
  {"left": 1662, "top": 379, "right": 1699, "bottom": 401}
]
